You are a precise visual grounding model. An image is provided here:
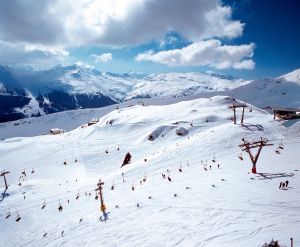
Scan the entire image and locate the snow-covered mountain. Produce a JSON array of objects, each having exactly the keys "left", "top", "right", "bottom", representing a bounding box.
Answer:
[
  {"left": 126, "top": 72, "right": 248, "bottom": 100},
  {"left": 0, "top": 64, "right": 248, "bottom": 123},
  {"left": 2, "top": 64, "right": 300, "bottom": 124},
  {"left": 0, "top": 95, "right": 299, "bottom": 246},
  {"left": 180, "top": 68, "right": 300, "bottom": 110}
]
